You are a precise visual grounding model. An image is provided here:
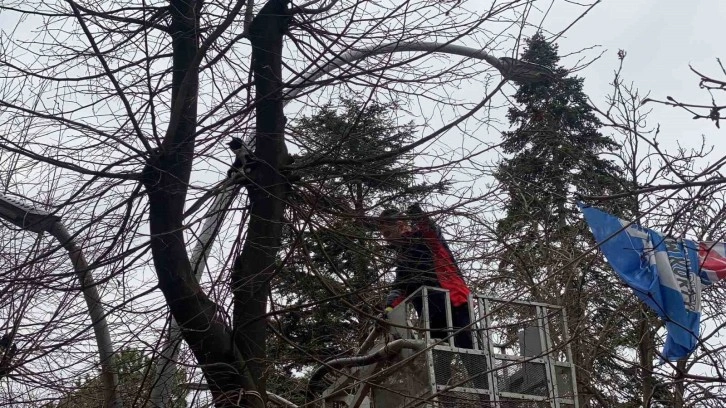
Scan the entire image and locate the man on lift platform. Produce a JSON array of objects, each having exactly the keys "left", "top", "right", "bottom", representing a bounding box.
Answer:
[
  {"left": 378, "top": 204, "right": 489, "bottom": 395},
  {"left": 378, "top": 204, "right": 475, "bottom": 350}
]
